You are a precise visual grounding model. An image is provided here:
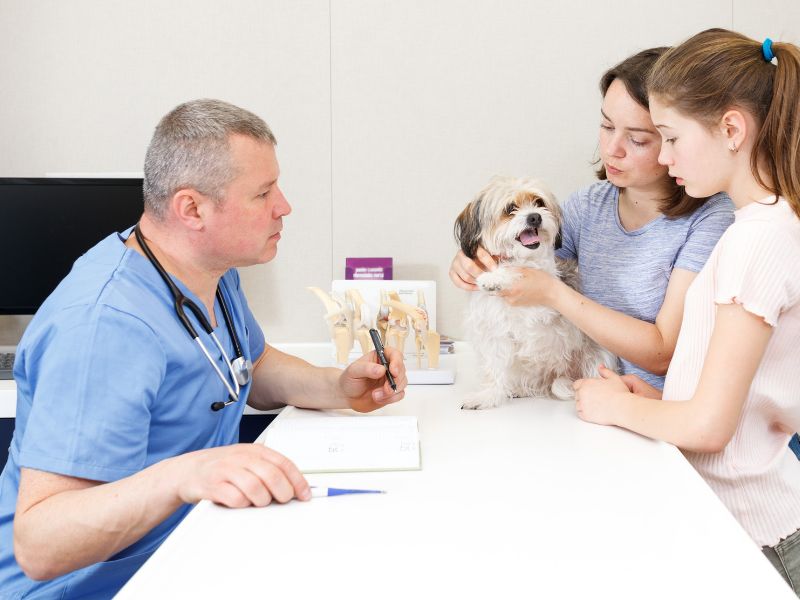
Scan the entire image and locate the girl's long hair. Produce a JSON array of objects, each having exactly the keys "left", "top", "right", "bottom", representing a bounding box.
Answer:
[{"left": 648, "top": 28, "right": 800, "bottom": 218}]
